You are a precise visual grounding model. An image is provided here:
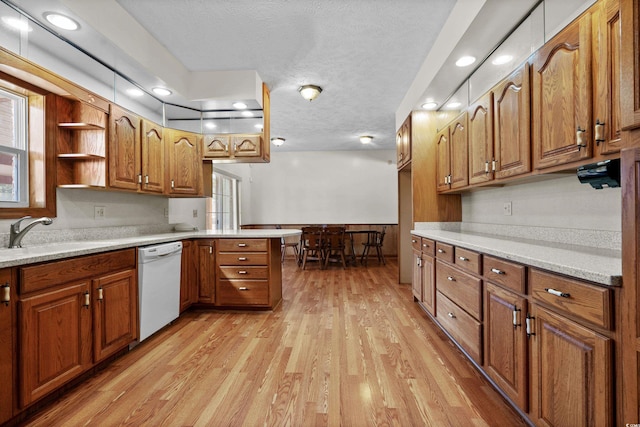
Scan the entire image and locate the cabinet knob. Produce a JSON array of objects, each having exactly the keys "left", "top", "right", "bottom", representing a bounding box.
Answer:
[
  {"left": 437, "top": 248, "right": 445, "bottom": 254},
  {"left": 447, "top": 276, "right": 455, "bottom": 282},
  {"left": 447, "top": 312, "right": 456, "bottom": 319}
]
